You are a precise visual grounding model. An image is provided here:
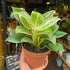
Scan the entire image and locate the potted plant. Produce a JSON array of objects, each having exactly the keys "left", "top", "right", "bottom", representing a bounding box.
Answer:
[{"left": 6, "top": 7, "right": 67, "bottom": 68}]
